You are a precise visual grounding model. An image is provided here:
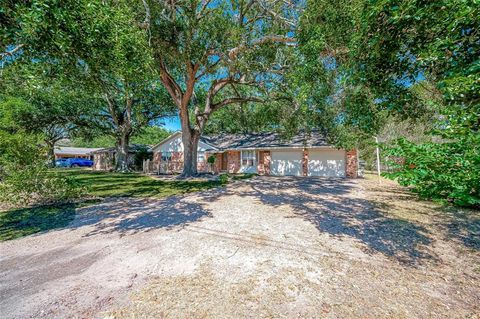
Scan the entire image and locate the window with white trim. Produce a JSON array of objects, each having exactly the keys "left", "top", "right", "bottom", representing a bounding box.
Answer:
[
  {"left": 197, "top": 152, "right": 206, "bottom": 162},
  {"left": 241, "top": 150, "right": 256, "bottom": 167}
]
